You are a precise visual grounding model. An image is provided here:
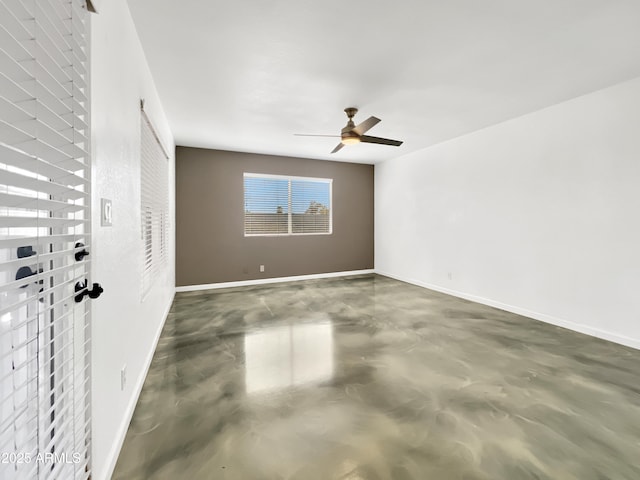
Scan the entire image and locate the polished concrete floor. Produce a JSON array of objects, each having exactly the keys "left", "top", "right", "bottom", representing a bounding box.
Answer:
[{"left": 113, "top": 274, "right": 640, "bottom": 480}]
